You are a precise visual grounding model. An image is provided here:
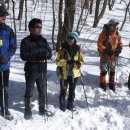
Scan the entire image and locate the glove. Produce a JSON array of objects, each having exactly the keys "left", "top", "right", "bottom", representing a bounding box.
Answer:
[
  {"left": 38, "top": 48, "right": 49, "bottom": 58},
  {"left": 67, "top": 59, "right": 75, "bottom": 65},
  {"left": 67, "top": 59, "right": 75, "bottom": 68},
  {"left": 75, "top": 60, "right": 81, "bottom": 69},
  {"left": 114, "top": 48, "right": 122, "bottom": 57},
  {"left": 0, "top": 54, "right": 8, "bottom": 66},
  {"left": 103, "top": 48, "right": 112, "bottom": 55}
]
